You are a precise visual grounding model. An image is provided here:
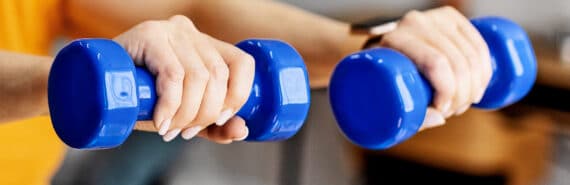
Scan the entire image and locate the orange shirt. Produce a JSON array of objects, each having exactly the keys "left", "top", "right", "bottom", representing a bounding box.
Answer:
[{"left": 0, "top": 0, "right": 66, "bottom": 185}]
